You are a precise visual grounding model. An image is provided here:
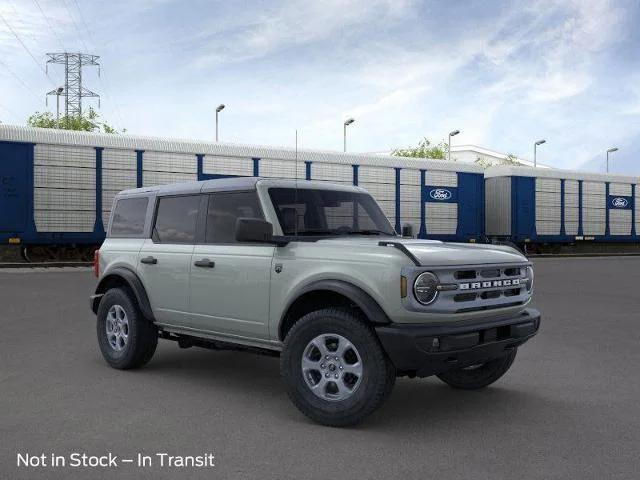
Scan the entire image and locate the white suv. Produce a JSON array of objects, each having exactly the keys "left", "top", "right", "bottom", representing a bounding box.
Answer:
[{"left": 91, "top": 177, "right": 540, "bottom": 426}]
